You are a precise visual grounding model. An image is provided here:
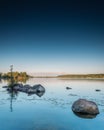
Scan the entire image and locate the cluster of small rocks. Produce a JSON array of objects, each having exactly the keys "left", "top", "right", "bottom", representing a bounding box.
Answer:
[
  {"left": 3, "top": 84, "right": 100, "bottom": 118},
  {"left": 3, "top": 83, "right": 45, "bottom": 97}
]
